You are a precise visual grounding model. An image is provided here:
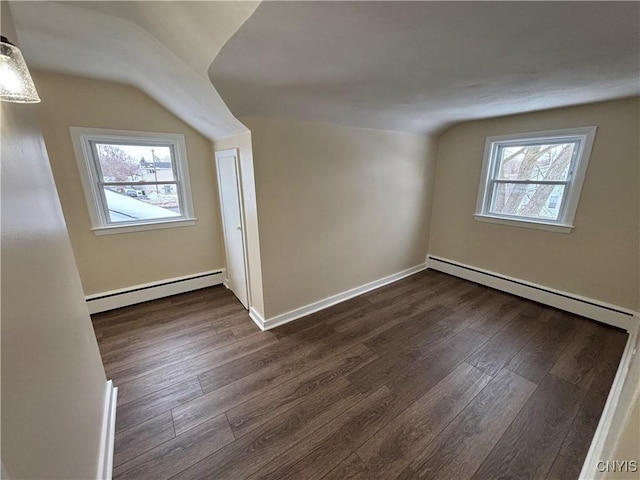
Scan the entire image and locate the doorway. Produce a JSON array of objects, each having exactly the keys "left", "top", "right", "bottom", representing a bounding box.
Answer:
[{"left": 215, "top": 148, "right": 249, "bottom": 309}]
